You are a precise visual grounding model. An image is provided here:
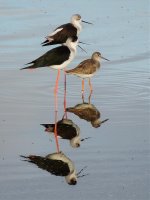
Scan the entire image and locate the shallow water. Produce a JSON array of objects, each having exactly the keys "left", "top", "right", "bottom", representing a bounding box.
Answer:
[{"left": 0, "top": 0, "right": 149, "bottom": 200}]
